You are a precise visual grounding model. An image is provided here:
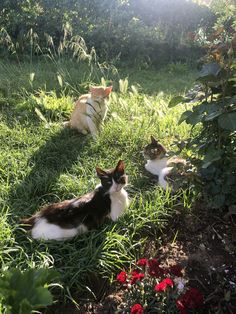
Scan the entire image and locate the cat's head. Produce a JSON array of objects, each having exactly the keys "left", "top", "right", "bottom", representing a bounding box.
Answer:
[
  {"left": 96, "top": 160, "right": 128, "bottom": 193},
  {"left": 143, "top": 136, "right": 167, "bottom": 160},
  {"left": 90, "top": 86, "right": 112, "bottom": 102}
]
